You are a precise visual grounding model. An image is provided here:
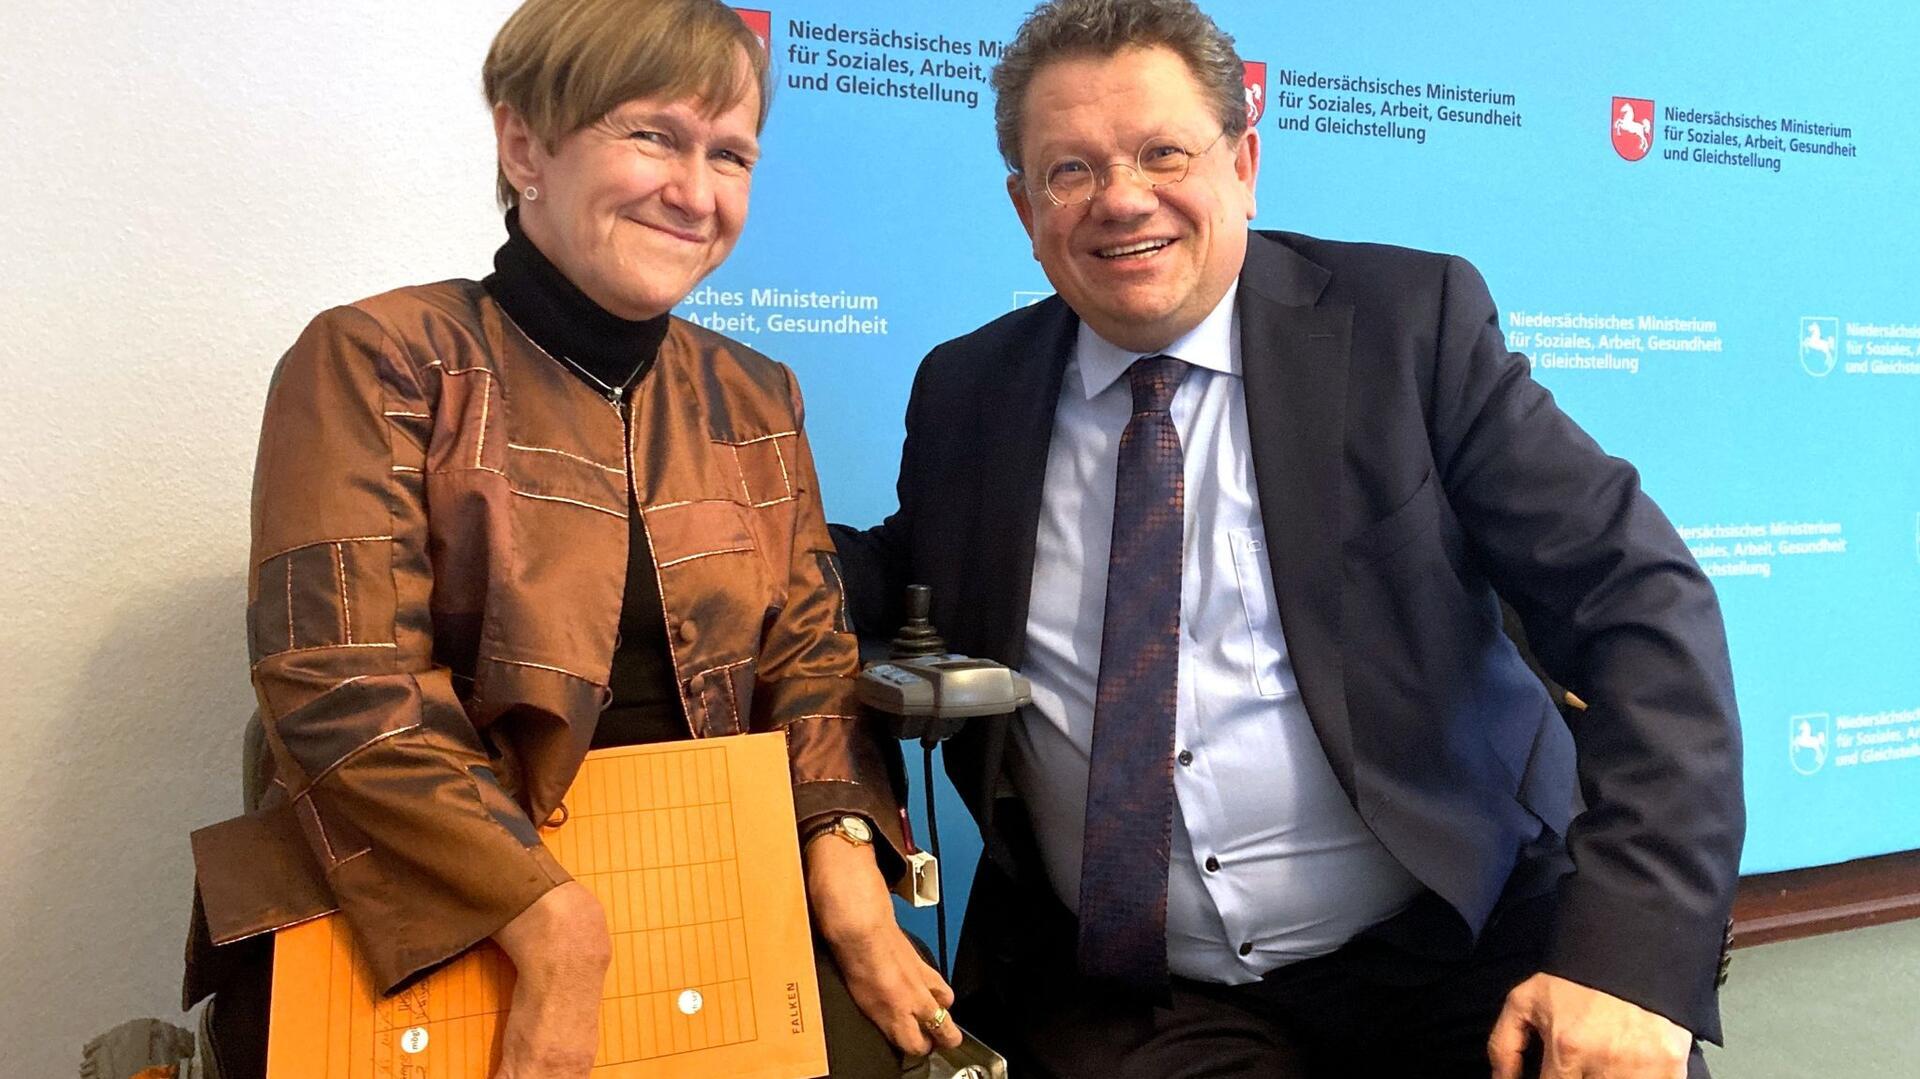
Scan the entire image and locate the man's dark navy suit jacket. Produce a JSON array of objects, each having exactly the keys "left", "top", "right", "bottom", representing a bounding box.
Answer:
[{"left": 830, "top": 229, "right": 1744, "bottom": 1042}]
